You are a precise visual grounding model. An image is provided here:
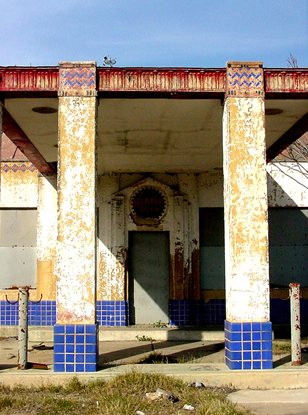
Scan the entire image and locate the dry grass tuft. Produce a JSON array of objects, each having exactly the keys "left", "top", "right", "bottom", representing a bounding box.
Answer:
[{"left": 0, "top": 372, "right": 251, "bottom": 414}]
